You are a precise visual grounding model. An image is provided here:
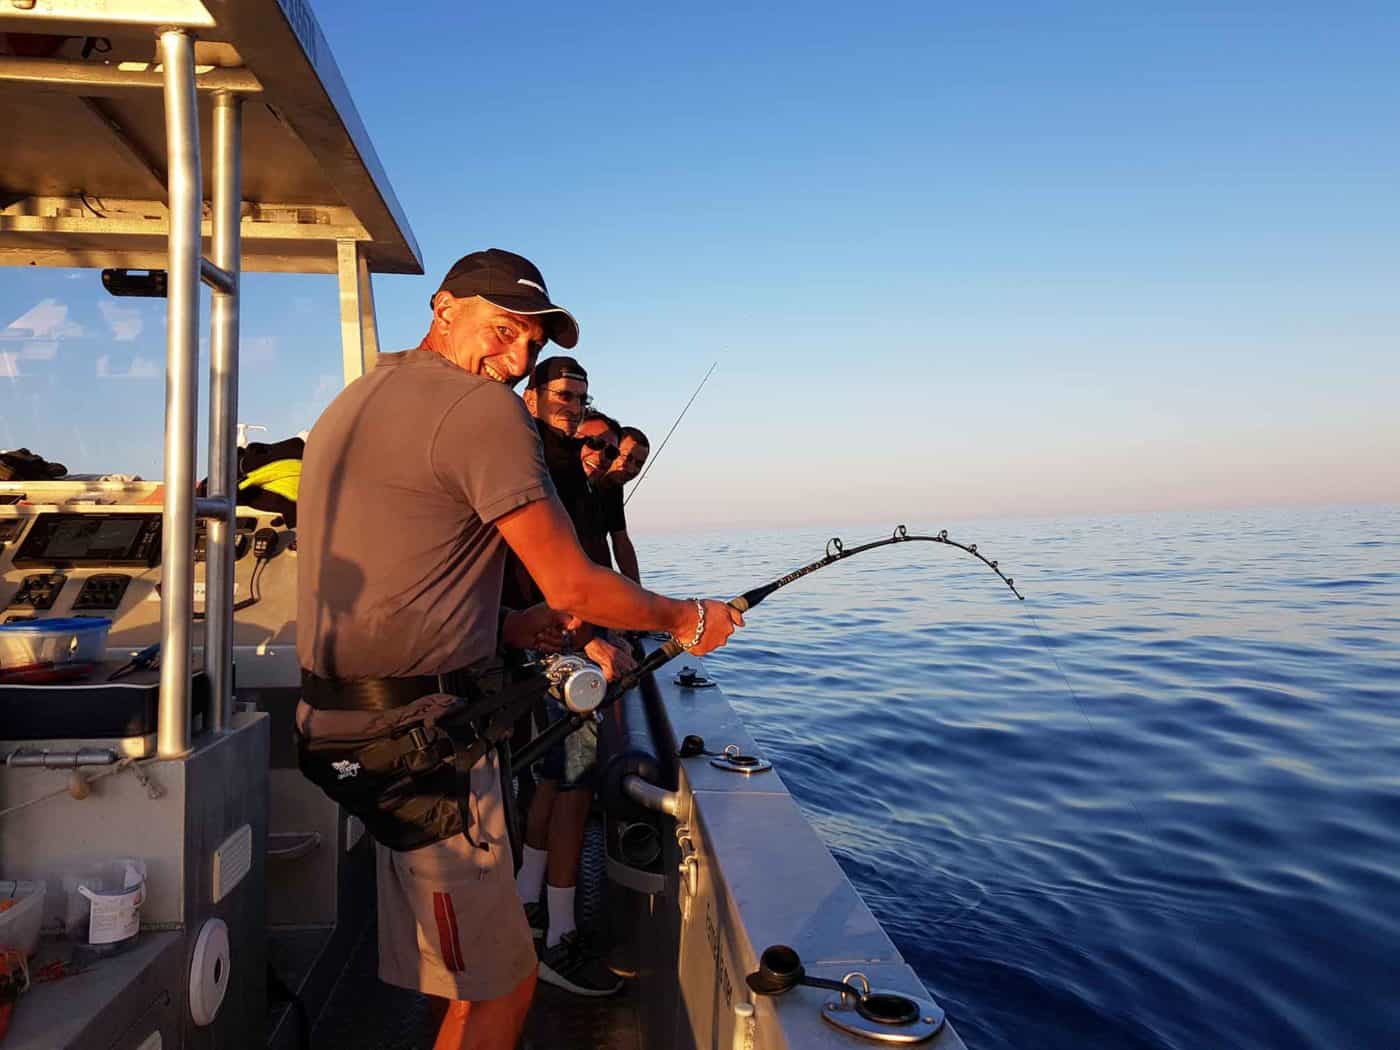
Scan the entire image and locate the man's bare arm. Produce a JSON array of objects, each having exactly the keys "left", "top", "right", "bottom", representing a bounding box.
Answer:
[
  {"left": 495, "top": 496, "right": 740, "bottom": 654},
  {"left": 611, "top": 529, "right": 641, "bottom": 583}
]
